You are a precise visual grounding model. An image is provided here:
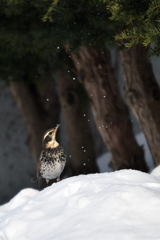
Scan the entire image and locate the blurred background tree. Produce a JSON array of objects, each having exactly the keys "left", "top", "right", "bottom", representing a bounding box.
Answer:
[
  {"left": 105, "top": 0, "right": 160, "bottom": 167},
  {"left": 2, "top": 0, "right": 160, "bottom": 203},
  {"left": 0, "top": 0, "right": 99, "bottom": 175}
]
